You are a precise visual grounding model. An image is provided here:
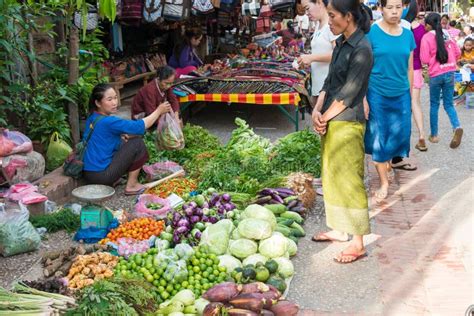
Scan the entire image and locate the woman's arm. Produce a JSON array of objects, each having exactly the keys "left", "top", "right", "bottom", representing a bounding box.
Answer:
[
  {"left": 143, "top": 102, "right": 172, "bottom": 129},
  {"left": 298, "top": 41, "right": 336, "bottom": 65},
  {"left": 408, "top": 52, "right": 414, "bottom": 95},
  {"left": 178, "top": 46, "right": 194, "bottom": 68}
]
